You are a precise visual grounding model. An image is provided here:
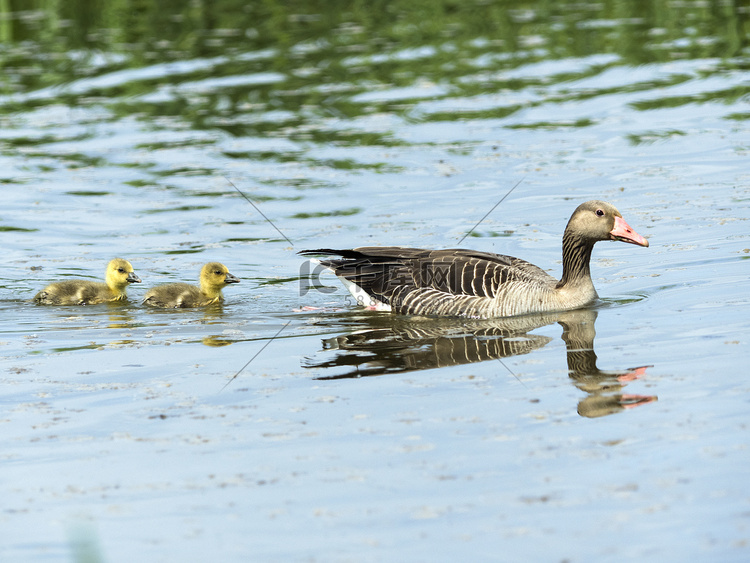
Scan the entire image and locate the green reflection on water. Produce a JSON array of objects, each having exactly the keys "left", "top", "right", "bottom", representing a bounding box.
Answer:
[
  {"left": 1, "top": 1, "right": 746, "bottom": 114},
  {"left": 0, "top": 0, "right": 746, "bottom": 184},
  {"left": 66, "top": 191, "right": 112, "bottom": 196},
  {"left": 626, "top": 130, "right": 686, "bottom": 145},
  {"left": 0, "top": 225, "right": 38, "bottom": 232},
  {"left": 142, "top": 205, "right": 213, "bottom": 214},
  {"left": 506, "top": 118, "right": 595, "bottom": 129},
  {"left": 630, "top": 83, "right": 750, "bottom": 111},
  {"left": 290, "top": 207, "right": 361, "bottom": 219}
]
